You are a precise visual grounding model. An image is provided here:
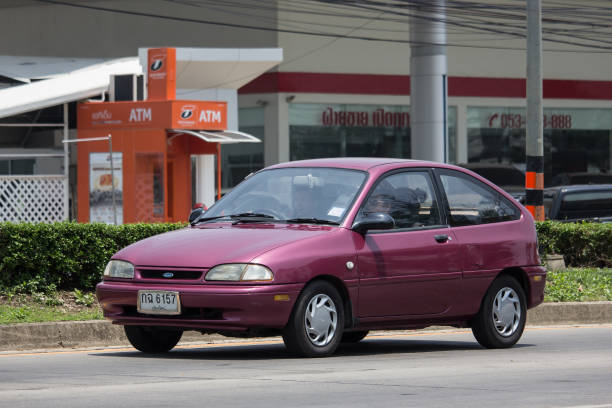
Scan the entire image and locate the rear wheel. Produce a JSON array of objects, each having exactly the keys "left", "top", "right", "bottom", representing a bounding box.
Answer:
[
  {"left": 124, "top": 326, "right": 183, "bottom": 353},
  {"left": 471, "top": 275, "right": 526, "bottom": 349},
  {"left": 341, "top": 330, "right": 369, "bottom": 343},
  {"left": 282, "top": 281, "right": 344, "bottom": 357}
]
